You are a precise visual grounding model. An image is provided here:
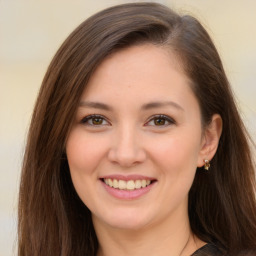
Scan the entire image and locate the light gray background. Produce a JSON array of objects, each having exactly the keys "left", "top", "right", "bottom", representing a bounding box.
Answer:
[{"left": 0, "top": 0, "right": 255, "bottom": 255}]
